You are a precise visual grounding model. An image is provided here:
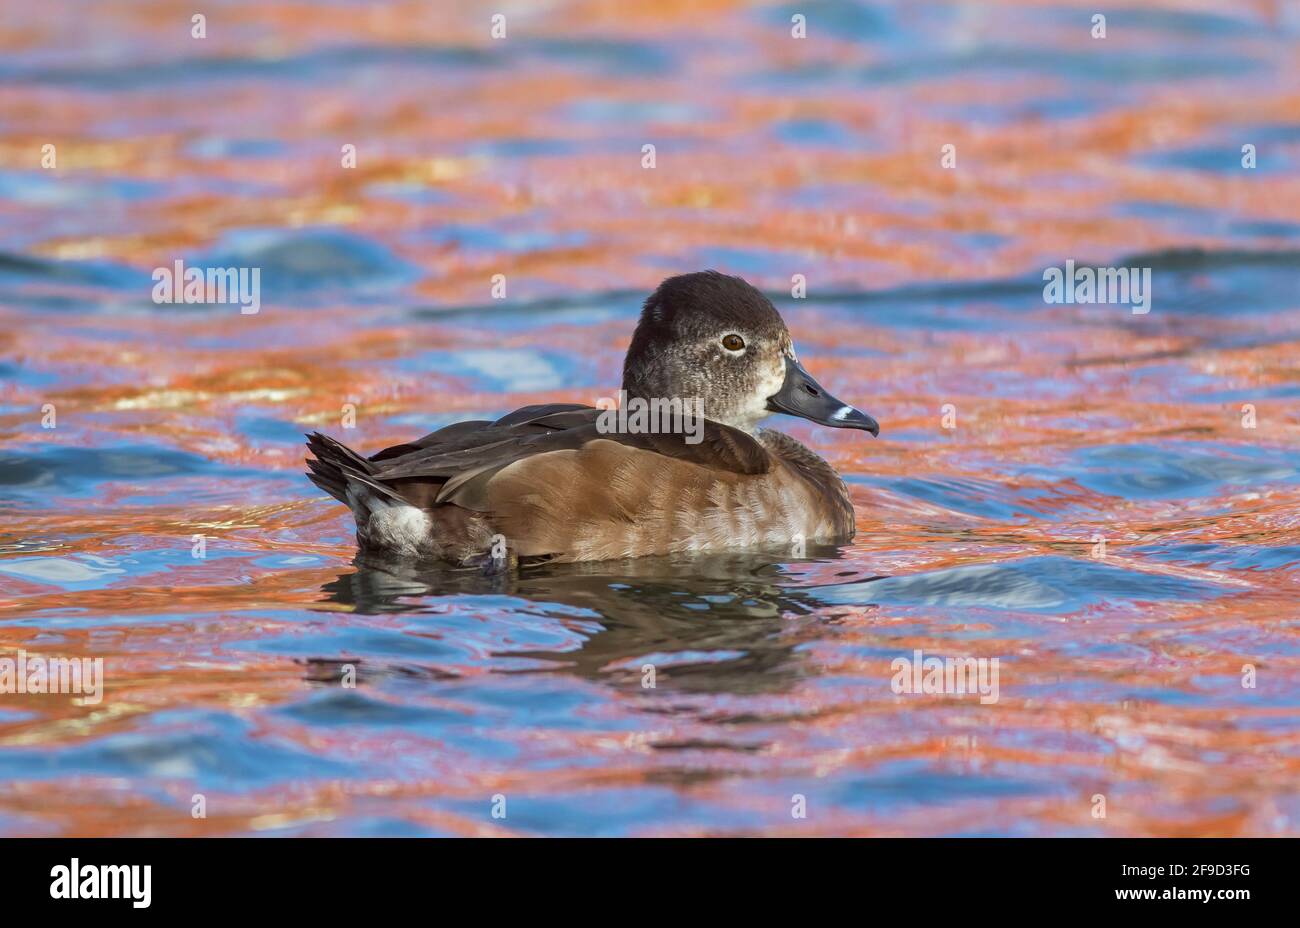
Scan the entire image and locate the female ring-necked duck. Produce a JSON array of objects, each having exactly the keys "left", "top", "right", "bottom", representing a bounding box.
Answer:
[{"left": 307, "top": 271, "right": 878, "bottom": 564}]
